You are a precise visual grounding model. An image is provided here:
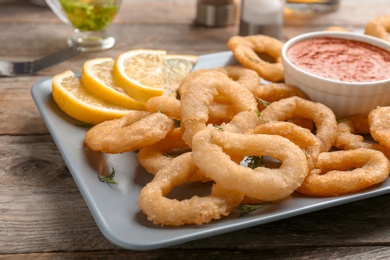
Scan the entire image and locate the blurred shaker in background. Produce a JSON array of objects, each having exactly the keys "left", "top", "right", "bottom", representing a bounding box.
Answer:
[
  {"left": 196, "top": 0, "right": 237, "bottom": 27},
  {"left": 29, "top": 0, "right": 48, "bottom": 6},
  {"left": 284, "top": 0, "right": 340, "bottom": 15},
  {"left": 239, "top": 0, "right": 284, "bottom": 39}
]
